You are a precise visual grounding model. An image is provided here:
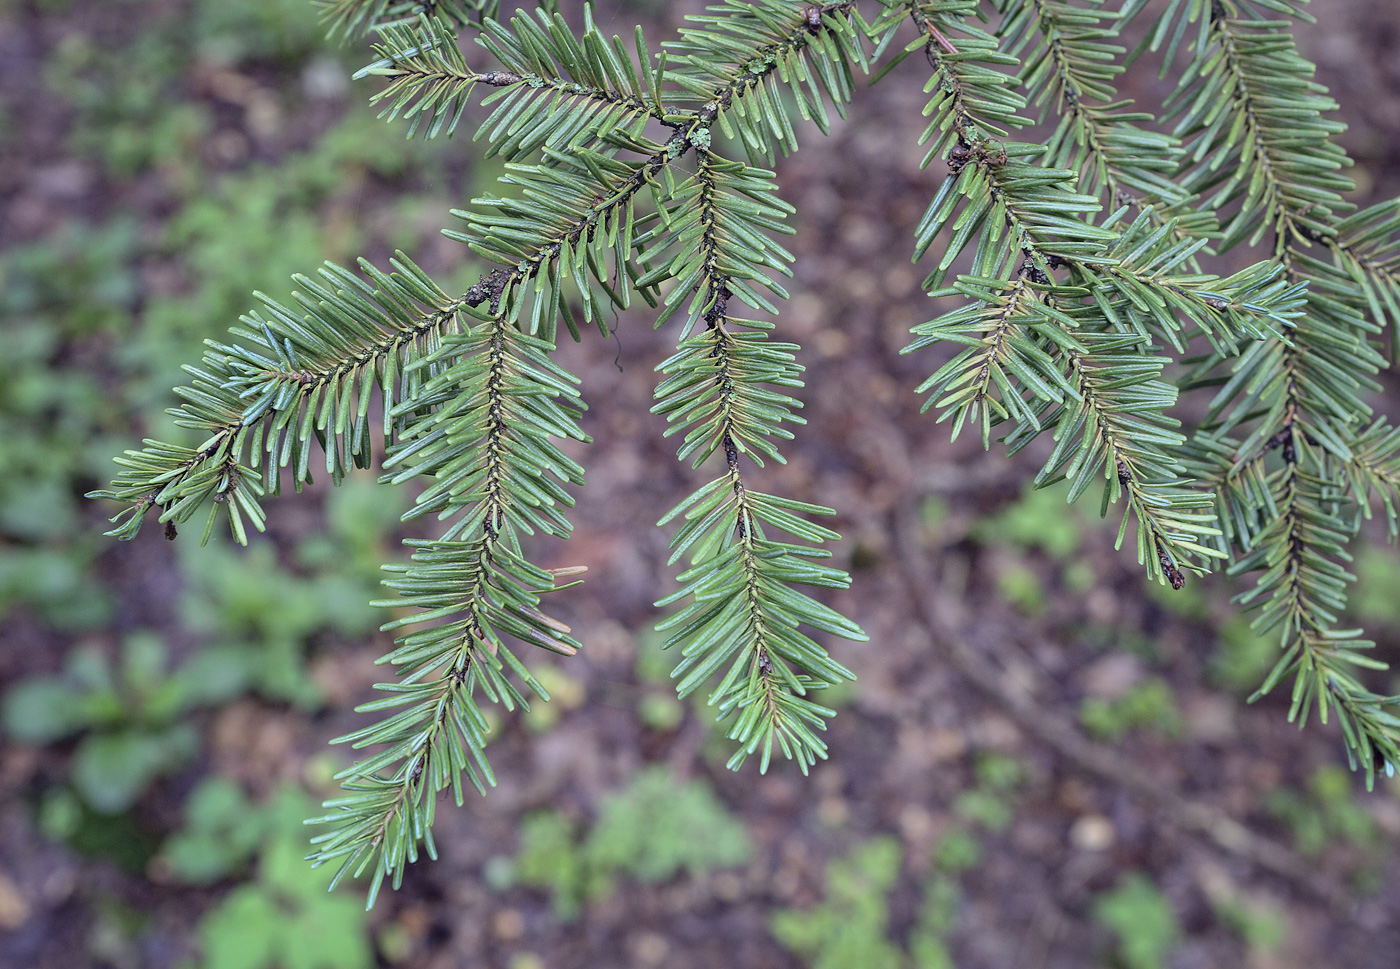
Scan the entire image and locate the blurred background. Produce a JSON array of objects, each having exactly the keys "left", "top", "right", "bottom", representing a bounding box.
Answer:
[{"left": 2, "top": 0, "right": 1400, "bottom": 967}]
